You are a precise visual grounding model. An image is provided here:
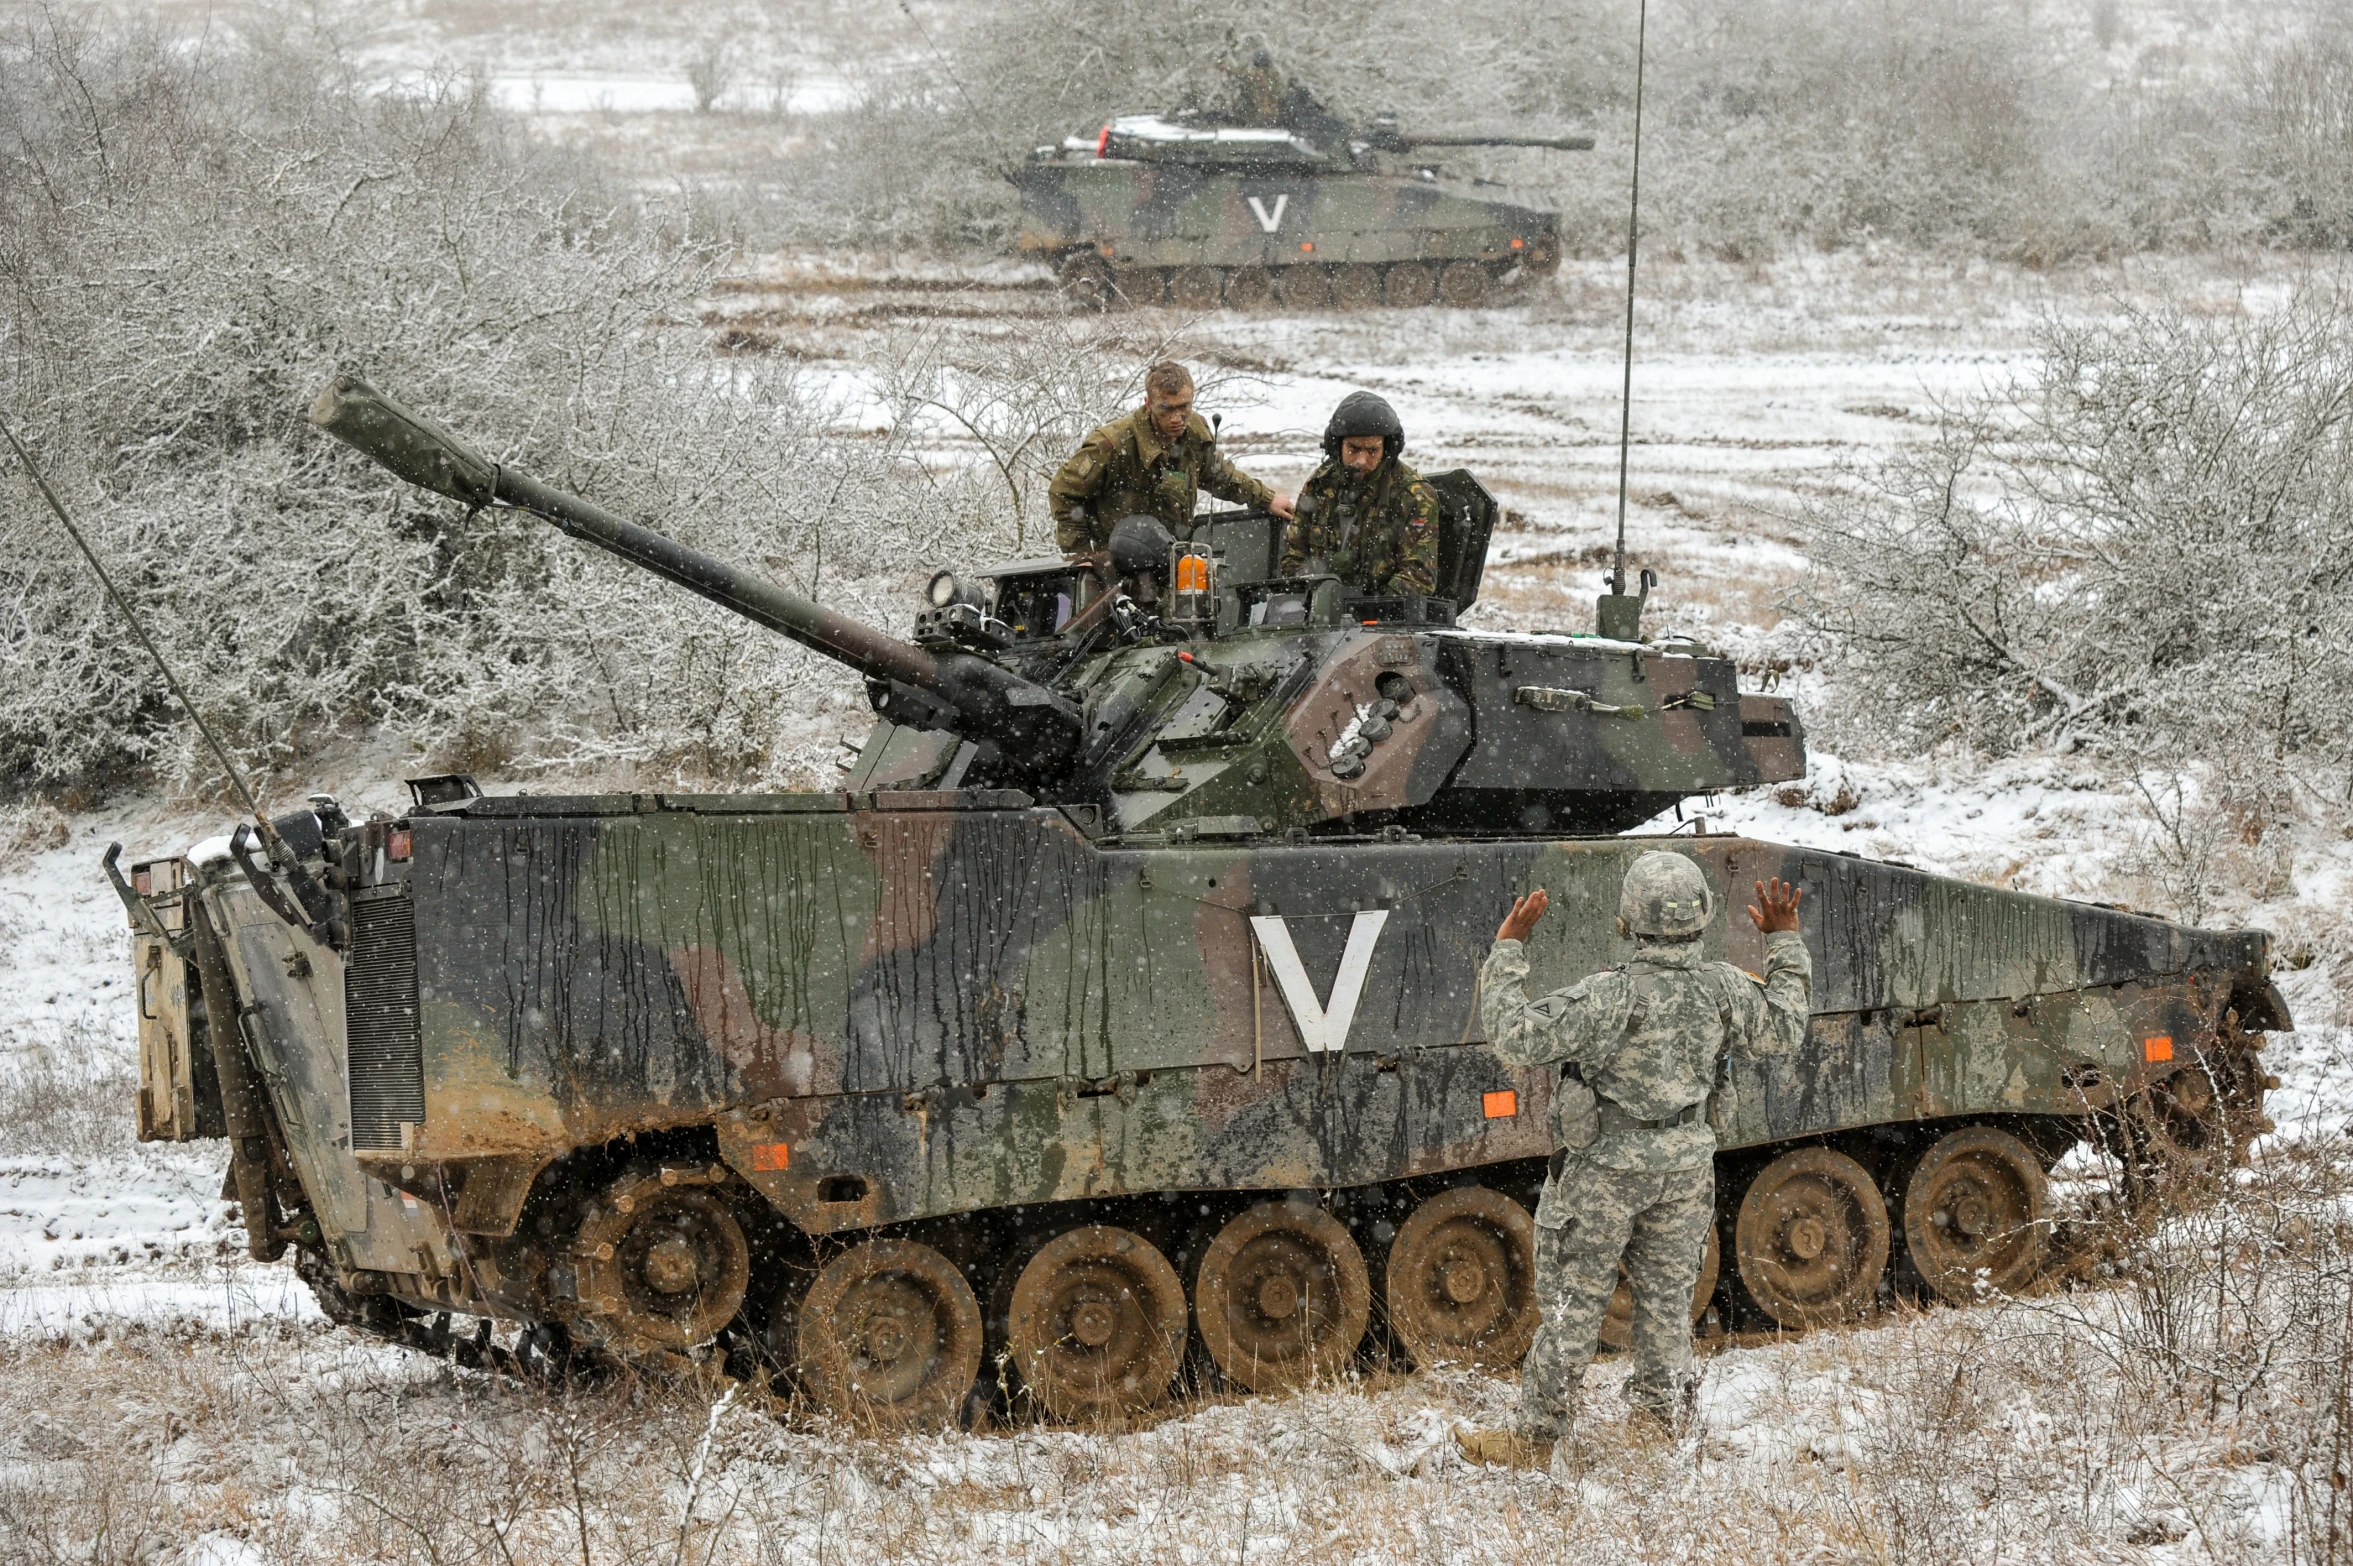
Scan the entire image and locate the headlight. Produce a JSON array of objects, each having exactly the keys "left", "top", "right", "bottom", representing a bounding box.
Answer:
[{"left": 928, "top": 571, "right": 980, "bottom": 610}]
